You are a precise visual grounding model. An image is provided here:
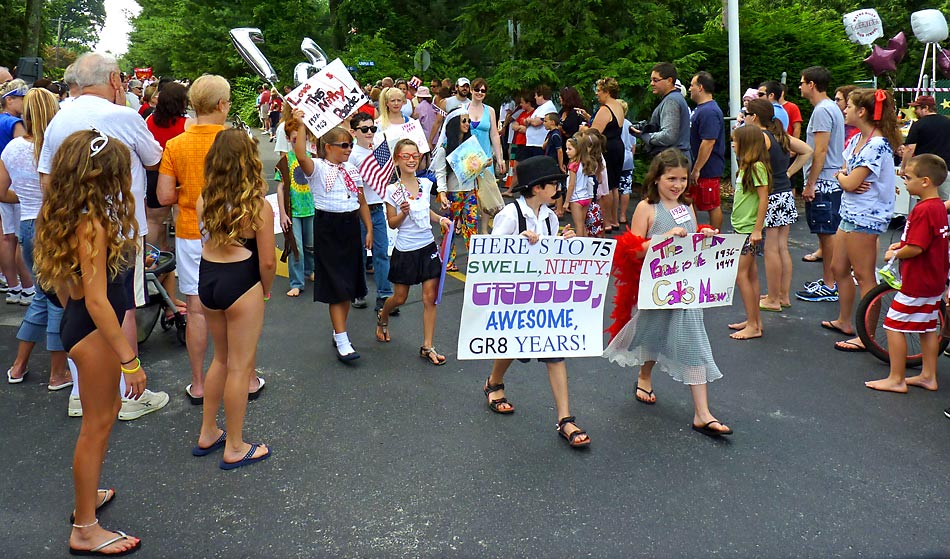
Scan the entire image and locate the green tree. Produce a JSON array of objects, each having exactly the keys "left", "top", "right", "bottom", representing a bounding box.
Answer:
[{"left": 0, "top": 0, "right": 27, "bottom": 66}]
